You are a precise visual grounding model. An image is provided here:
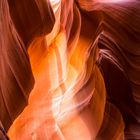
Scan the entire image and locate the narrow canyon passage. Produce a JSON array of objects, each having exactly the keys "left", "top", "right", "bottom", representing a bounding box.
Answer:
[{"left": 0, "top": 0, "right": 140, "bottom": 139}]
